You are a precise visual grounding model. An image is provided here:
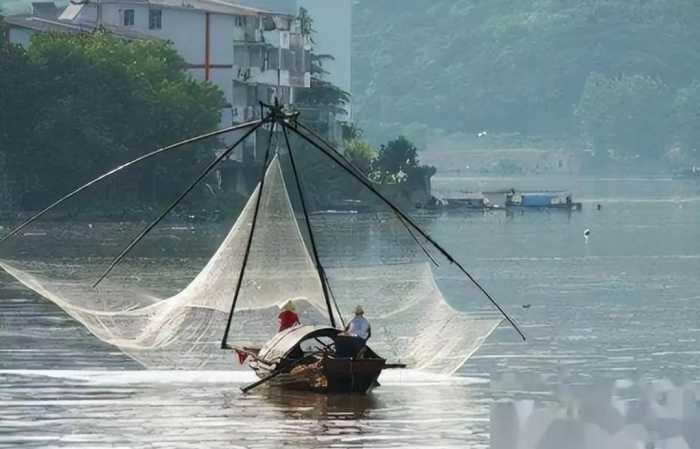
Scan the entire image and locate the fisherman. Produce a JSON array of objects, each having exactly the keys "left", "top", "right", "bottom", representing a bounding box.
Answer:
[
  {"left": 334, "top": 305, "right": 372, "bottom": 358},
  {"left": 345, "top": 305, "right": 371, "bottom": 341},
  {"left": 278, "top": 300, "right": 300, "bottom": 332}
]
